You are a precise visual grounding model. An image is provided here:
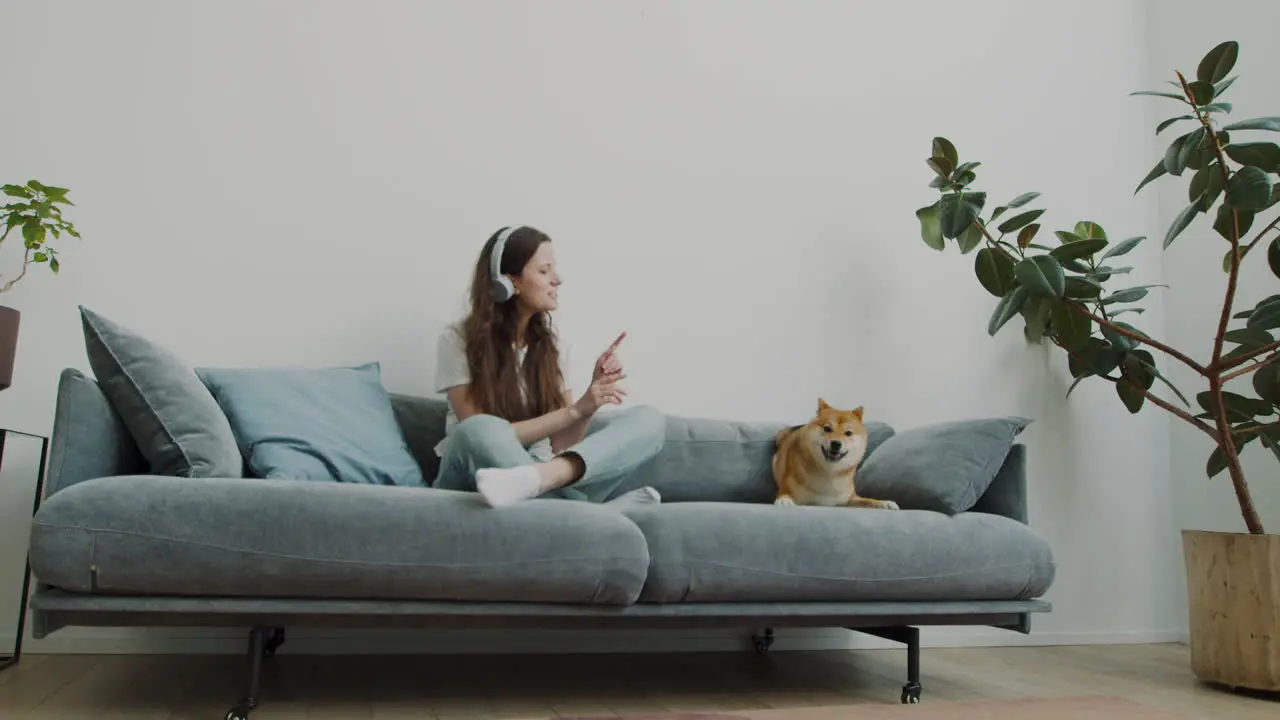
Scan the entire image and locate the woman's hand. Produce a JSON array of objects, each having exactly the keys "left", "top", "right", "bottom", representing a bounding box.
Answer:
[
  {"left": 593, "top": 332, "right": 626, "bottom": 381},
  {"left": 575, "top": 370, "right": 627, "bottom": 415},
  {"left": 577, "top": 332, "right": 629, "bottom": 415}
]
